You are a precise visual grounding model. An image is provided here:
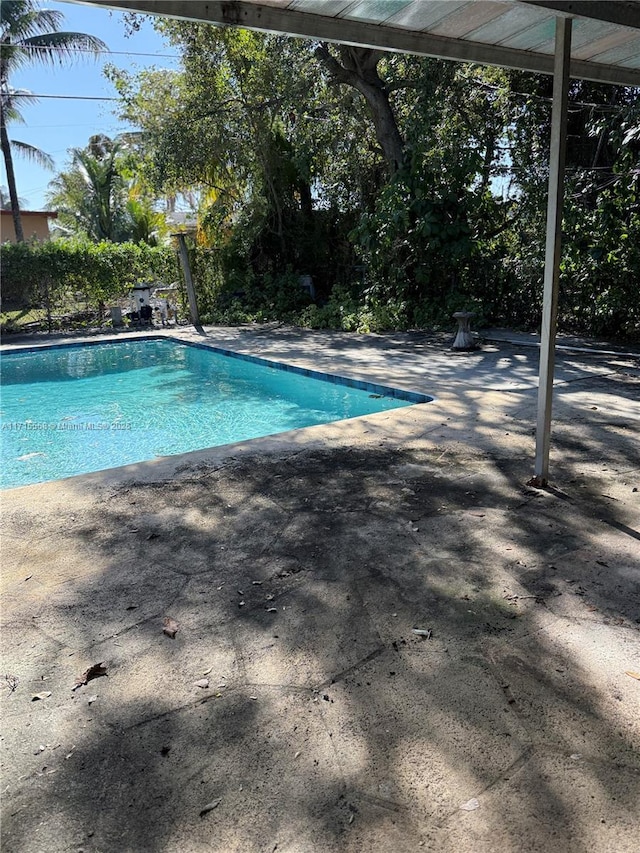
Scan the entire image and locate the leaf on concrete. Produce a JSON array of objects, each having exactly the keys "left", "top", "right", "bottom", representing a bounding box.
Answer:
[
  {"left": 72, "top": 662, "right": 107, "bottom": 691},
  {"left": 199, "top": 799, "right": 221, "bottom": 817},
  {"left": 31, "top": 691, "right": 52, "bottom": 701},
  {"left": 625, "top": 671, "right": 640, "bottom": 681},
  {"left": 5, "top": 674, "right": 20, "bottom": 692},
  {"left": 193, "top": 679, "right": 209, "bottom": 689},
  {"left": 162, "top": 616, "right": 179, "bottom": 639},
  {"left": 459, "top": 798, "right": 480, "bottom": 811}
]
